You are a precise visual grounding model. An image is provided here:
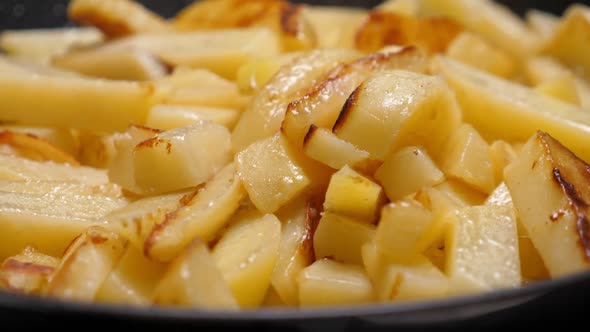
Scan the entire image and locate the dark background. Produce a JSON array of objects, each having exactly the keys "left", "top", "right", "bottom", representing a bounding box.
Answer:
[{"left": 0, "top": 0, "right": 589, "bottom": 30}]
